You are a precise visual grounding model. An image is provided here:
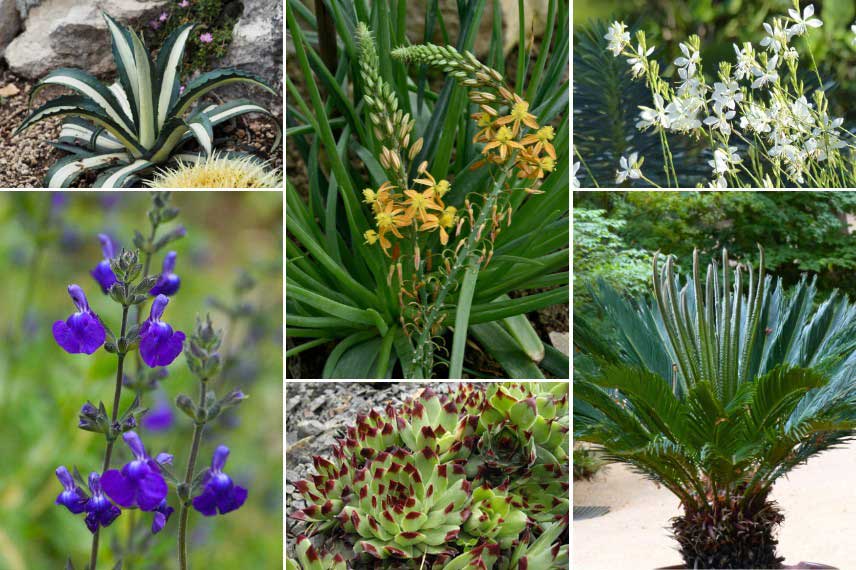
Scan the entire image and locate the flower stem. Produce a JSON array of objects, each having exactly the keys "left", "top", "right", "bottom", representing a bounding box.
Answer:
[
  {"left": 89, "top": 304, "right": 130, "bottom": 570},
  {"left": 409, "top": 169, "right": 509, "bottom": 378},
  {"left": 178, "top": 380, "right": 208, "bottom": 570}
]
